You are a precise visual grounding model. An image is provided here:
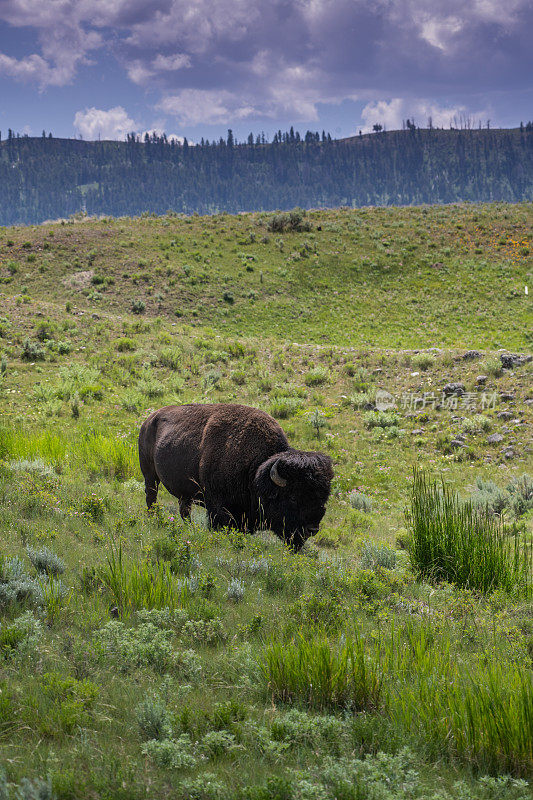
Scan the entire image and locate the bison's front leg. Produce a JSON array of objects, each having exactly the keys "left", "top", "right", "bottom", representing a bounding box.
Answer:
[{"left": 206, "top": 504, "right": 239, "bottom": 530}]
